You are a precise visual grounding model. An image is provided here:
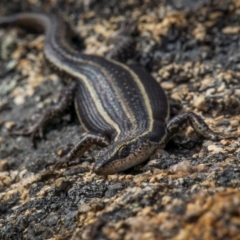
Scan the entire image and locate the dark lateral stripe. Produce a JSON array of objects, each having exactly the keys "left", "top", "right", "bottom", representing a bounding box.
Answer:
[{"left": 74, "top": 80, "right": 115, "bottom": 134}]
